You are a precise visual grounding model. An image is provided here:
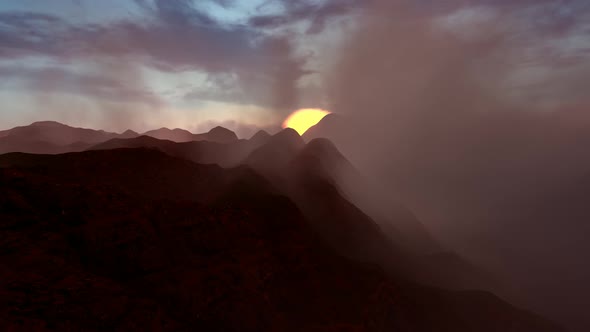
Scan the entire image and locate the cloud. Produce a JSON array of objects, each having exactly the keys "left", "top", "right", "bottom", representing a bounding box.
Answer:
[
  {"left": 0, "top": 0, "right": 309, "bottom": 112},
  {"left": 0, "top": 64, "right": 160, "bottom": 106},
  {"left": 249, "top": 0, "right": 362, "bottom": 34},
  {"left": 0, "top": 12, "right": 68, "bottom": 59}
]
